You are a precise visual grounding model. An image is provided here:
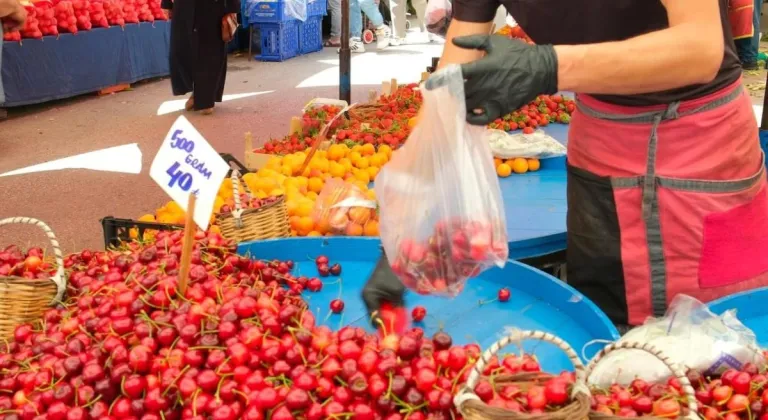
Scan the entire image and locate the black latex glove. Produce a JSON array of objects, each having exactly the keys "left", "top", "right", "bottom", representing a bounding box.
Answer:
[
  {"left": 362, "top": 250, "right": 406, "bottom": 326},
  {"left": 451, "top": 34, "right": 558, "bottom": 126}
]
